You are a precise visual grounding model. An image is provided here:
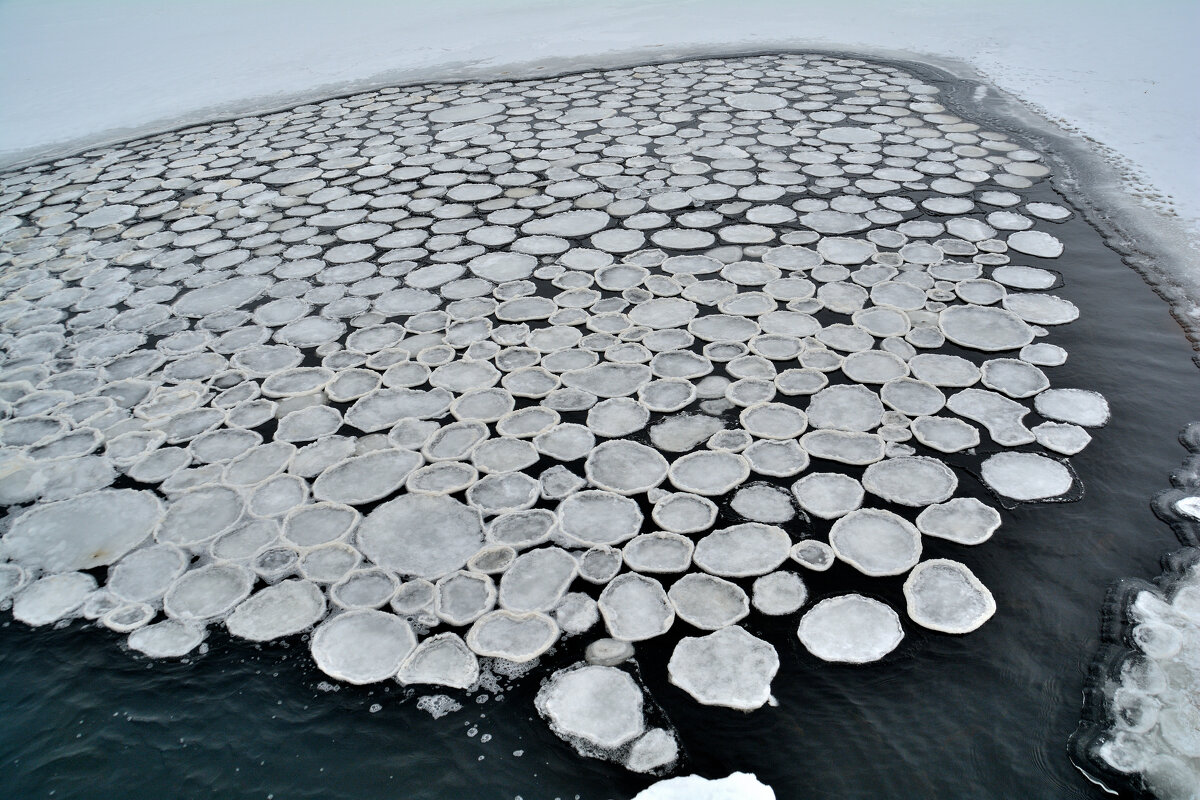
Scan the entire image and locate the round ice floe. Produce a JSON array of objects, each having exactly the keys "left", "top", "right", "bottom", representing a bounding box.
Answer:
[
  {"left": 915, "top": 498, "right": 1001, "bottom": 545},
  {"left": 1034, "top": 388, "right": 1110, "bottom": 427},
  {"left": 652, "top": 492, "right": 718, "bottom": 534},
  {"left": 584, "top": 441, "right": 669, "bottom": 495},
  {"left": 791, "top": 473, "right": 863, "bottom": 519},
  {"left": 311, "top": 609, "right": 417, "bottom": 684},
  {"left": 799, "top": 430, "right": 885, "bottom": 465},
  {"left": 331, "top": 569, "right": 399, "bottom": 610},
  {"left": 586, "top": 398, "right": 650, "bottom": 437},
  {"left": 108, "top": 544, "right": 188, "bottom": 603},
  {"left": 466, "top": 609, "right": 559, "bottom": 661},
  {"left": 433, "top": 571, "right": 496, "bottom": 625},
  {"left": 979, "top": 359, "right": 1049, "bottom": 398},
  {"left": 163, "top": 563, "right": 253, "bottom": 622},
  {"left": 693, "top": 523, "right": 791, "bottom": 578},
  {"left": 806, "top": 384, "right": 883, "bottom": 432},
  {"left": 668, "top": 573, "right": 749, "bottom": 630},
  {"left": 668, "top": 451, "right": 750, "bottom": 496},
  {"left": 938, "top": 305, "right": 1033, "bottom": 352},
  {"left": 397, "top": 632, "right": 480, "bottom": 689},
  {"left": 980, "top": 452, "right": 1073, "bottom": 501},
  {"left": 623, "top": 533, "right": 694, "bottom": 574},
  {"left": 498, "top": 547, "right": 577, "bottom": 613},
  {"left": 357, "top": 494, "right": 484, "bottom": 579},
  {"left": 536, "top": 664, "right": 645, "bottom": 750},
  {"left": 739, "top": 402, "right": 807, "bottom": 439},
  {"left": 226, "top": 579, "right": 326, "bottom": 641},
  {"left": 861, "top": 456, "right": 957, "bottom": 507},
  {"left": 903, "top": 558, "right": 996, "bottom": 634},
  {"left": 829, "top": 509, "right": 921, "bottom": 576},
  {"left": 798, "top": 595, "right": 904, "bottom": 663},
  {"left": 599, "top": 574, "right": 674, "bottom": 641},
  {"left": 312, "top": 449, "right": 423, "bottom": 505},
  {"left": 752, "top": 571, "right": 808, "bottom": 616},
  {"left": 992, "top": 265, "right": 1058, "bottom": 291},
  {"left": 558, "top": 490, "right": 643, "bottom": 546},
  {"left": 4, "top": 489, "right": 162, "bottom": 572},
  {"left": 668, "top": 626, "right": 779, "bottom": 710},
  {"left": 127, "top": 620, "right": 206, "bottom": 658},
  {"left": 157, "top": 485, "right": 243, "bottom": 547},
  {"left": 12, "top": 572, "right": 96, "bottom": 626},
  {"left": 730, "top": 483, "right": 795, "bottom": 523},
  {"left": 1033, "top": 421, "right": 1092, "bottom": 455},
  {"left": 1006, "top": 230, "right": 1063, "bottom": 258}
]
